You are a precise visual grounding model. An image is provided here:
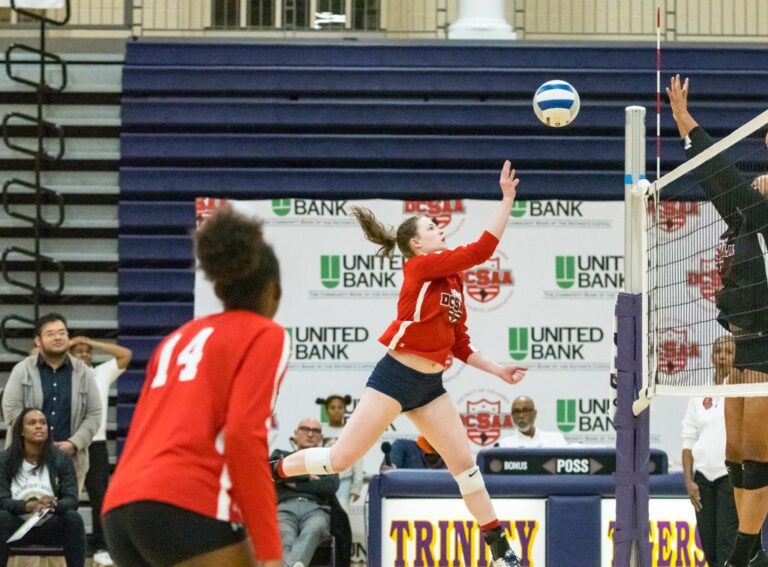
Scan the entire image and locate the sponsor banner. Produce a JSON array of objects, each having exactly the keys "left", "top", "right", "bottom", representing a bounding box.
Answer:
[
  {"left": 193, "top": 198, "right": 688, "bottom": 472},
  {"left": 601, "top": 499, "right": 707, "bottom": 567},
  {"left": 382, "top": 498, "right": 545, "bottom": 566}
]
